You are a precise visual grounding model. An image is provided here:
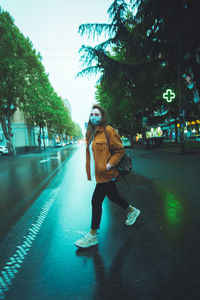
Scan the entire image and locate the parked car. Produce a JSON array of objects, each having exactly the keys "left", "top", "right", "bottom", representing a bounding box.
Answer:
[
  {"left": 0, "top": 146, "right": 9, "bottom": 155},
  {"left": 193, "top": 135, "right": 200, "bottom": 141},
  {"left": 121, "top": 137, "right": 131, "bottom": 147},
  {"left": 55, "top": 142, "right": 62, "bottom": 147}
]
